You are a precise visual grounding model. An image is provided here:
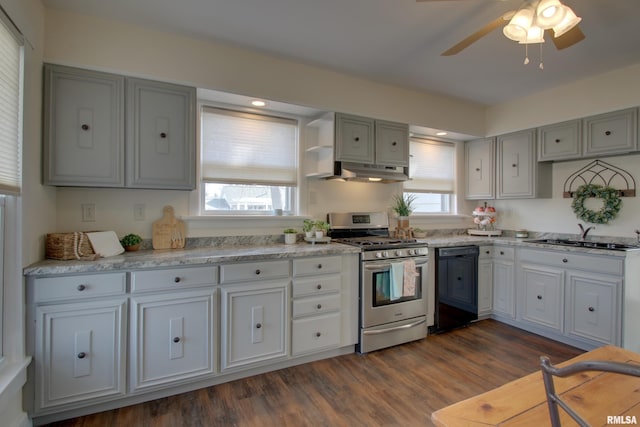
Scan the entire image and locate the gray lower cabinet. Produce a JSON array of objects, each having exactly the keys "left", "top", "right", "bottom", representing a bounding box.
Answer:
[
  {"left": 491, "top": 246, "right": 515, "bottom": 319},
  {"left": 43, "top": 64, "right": 125, "bottom": 187},
  {"left": 477, "top": 246, "right": 493, "bottom": 318},
  {"left": 43, "top": 63, "right": 196, "bottom": 189},
  {"left": 516, "top": 248, "right": 622, "bottom": 349}
]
